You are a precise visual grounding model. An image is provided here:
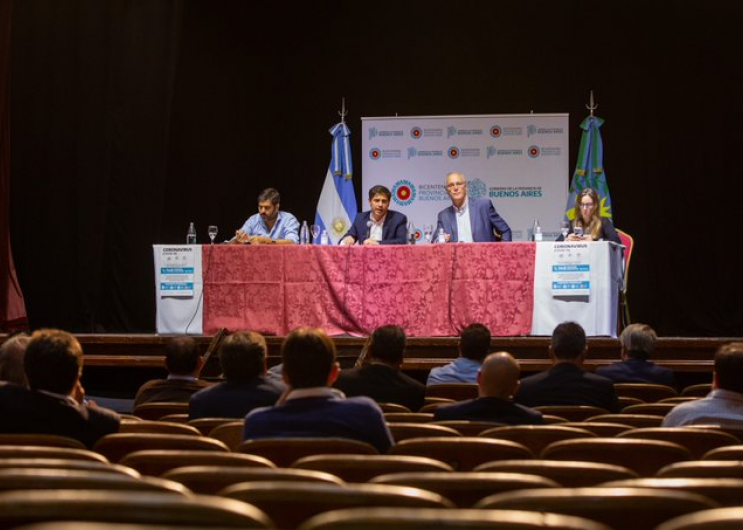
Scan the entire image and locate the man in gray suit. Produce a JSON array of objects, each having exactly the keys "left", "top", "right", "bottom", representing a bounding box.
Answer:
[{"left": 436, "top": 172, "right": 512, "bottom": 242}]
